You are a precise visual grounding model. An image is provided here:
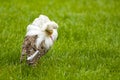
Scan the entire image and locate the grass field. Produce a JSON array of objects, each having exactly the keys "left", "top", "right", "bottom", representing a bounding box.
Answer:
[{"left": 0, "top": 0, "right": 120, "bottom": 80}]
